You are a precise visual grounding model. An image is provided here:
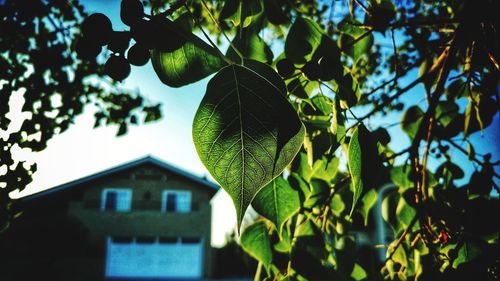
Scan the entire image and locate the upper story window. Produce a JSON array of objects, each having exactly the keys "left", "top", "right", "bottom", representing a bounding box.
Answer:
[
  {"left": 161, "top": 190, "right": 191, "bottom": 213},
  {"left": 101, "top": 188, "right": 132, "bottom": 212}
]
